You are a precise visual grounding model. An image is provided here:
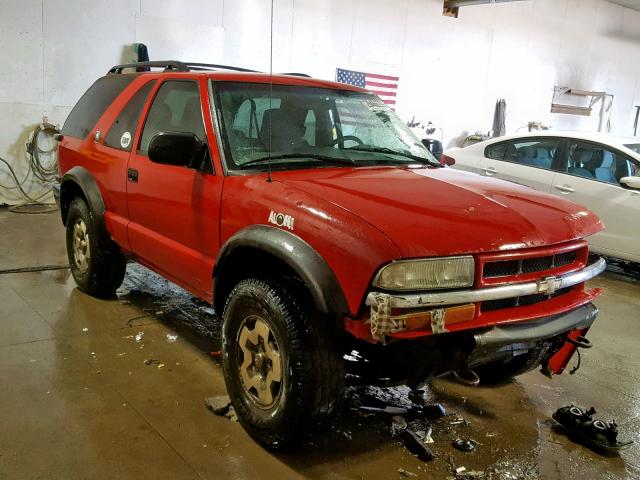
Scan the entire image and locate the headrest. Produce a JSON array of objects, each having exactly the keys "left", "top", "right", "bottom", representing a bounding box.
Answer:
[
  {"left": 600, "top": 150, "right": 615, "bottom": 169},
  {"left": 577, "top": 149, "right": 593, "bottom": 165}
]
